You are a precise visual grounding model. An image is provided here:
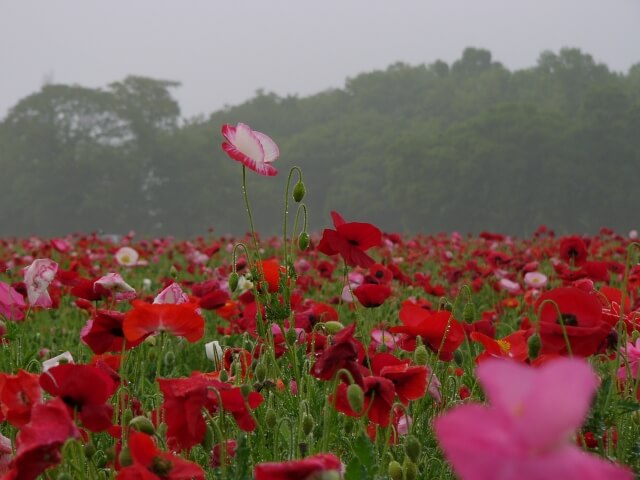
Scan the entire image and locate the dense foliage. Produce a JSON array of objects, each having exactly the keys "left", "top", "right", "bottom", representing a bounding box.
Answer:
[{"left": 1, "top": 47, "right": 639, "bottom": 237}]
